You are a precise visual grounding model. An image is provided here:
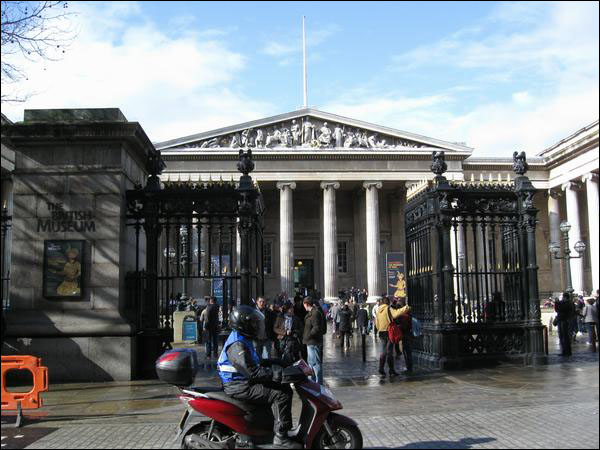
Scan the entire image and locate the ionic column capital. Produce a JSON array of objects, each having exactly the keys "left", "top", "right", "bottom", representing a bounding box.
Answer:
[
  {"left": 363, "top": 181, "right": 383, "bottom": 190},
  {"left": 276, "top": 181, "right": 297, "bottom": 191},
  {"left": 561, "top": 181, "right": 582, "bottom": 192},
  {"left": 582, "top": 173, "right": 599, "bottom": 184},
  {"left": 546, "top": 188, "right": 561, "bottom": 199},
  {"left": 320, "top": 181, "right": 340, "bottom": 190}
]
